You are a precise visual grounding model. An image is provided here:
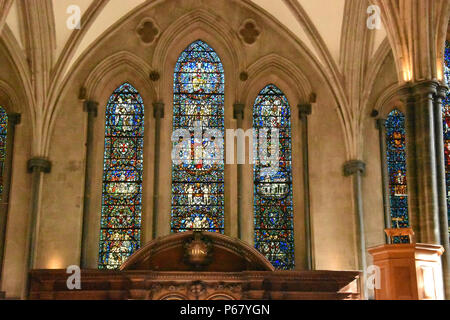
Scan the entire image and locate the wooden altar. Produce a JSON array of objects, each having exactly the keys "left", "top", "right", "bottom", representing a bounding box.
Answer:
[{"left": 29, "top": 232, "right": 361, "bottom": 300}]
